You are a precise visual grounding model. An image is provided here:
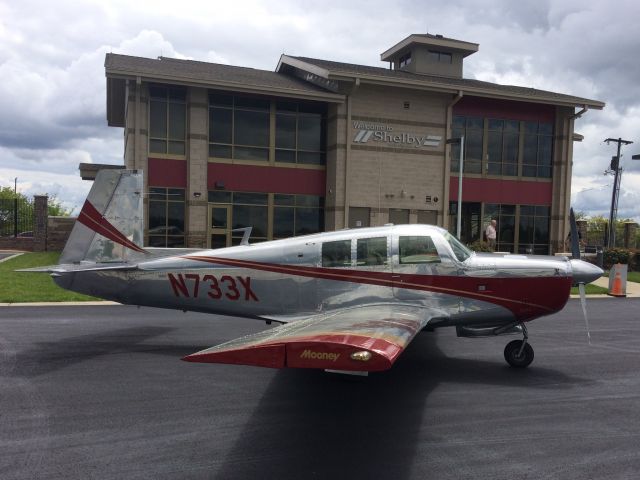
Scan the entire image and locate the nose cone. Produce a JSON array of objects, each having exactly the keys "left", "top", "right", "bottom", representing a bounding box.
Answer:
[{"left": 570, "top": 259, "right": 604, "bottom": 285}]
